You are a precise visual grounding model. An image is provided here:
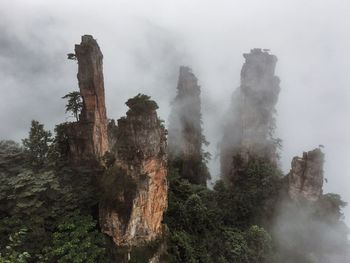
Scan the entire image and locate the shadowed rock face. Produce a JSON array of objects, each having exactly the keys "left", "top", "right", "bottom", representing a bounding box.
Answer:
[
  {"left": 221, "top": 48, "right": 280, "bottom": 184},
  {"left": 288, "top": 148, "right": 324, "bottom": 202},
  {"left": 65, "top": 35, "right": 108, "bottom": 161},
  {"left": 168, "top": 66, "right": 208, "bottom": 185},
  {"left": 99, "top": 95, "right": 168, "bottom": 248}
]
